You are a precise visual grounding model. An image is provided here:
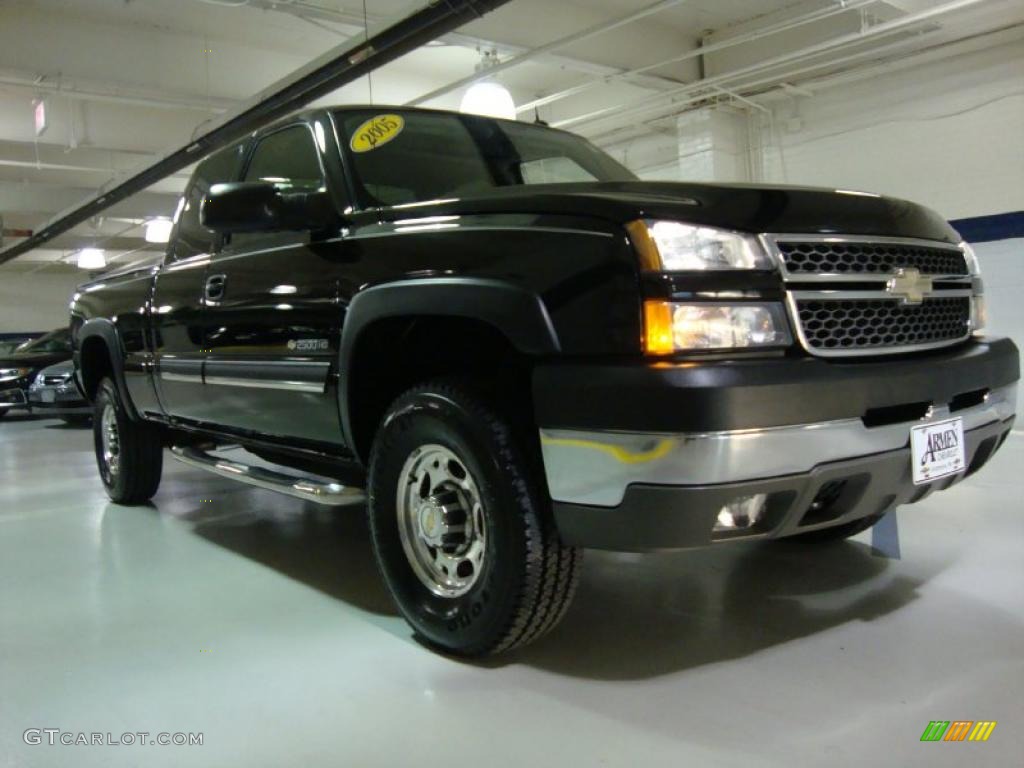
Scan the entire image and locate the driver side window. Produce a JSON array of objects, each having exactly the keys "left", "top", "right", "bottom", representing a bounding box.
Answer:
[
  {"left": 168, "top": 143, "right": 246, "bottom": 262},
  {"left": 231, "top": 124, "right": 326, "bottom": 249},
  {"left": 244, "top": 124, "right": 324, "bottom": 188}
]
